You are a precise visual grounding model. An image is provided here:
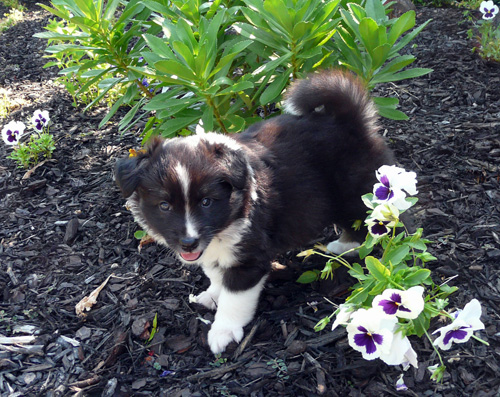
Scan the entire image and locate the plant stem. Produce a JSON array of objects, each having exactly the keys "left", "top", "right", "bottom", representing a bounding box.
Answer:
[{"left": 206, "top": 95, "right": 228, "bottom": 134}]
